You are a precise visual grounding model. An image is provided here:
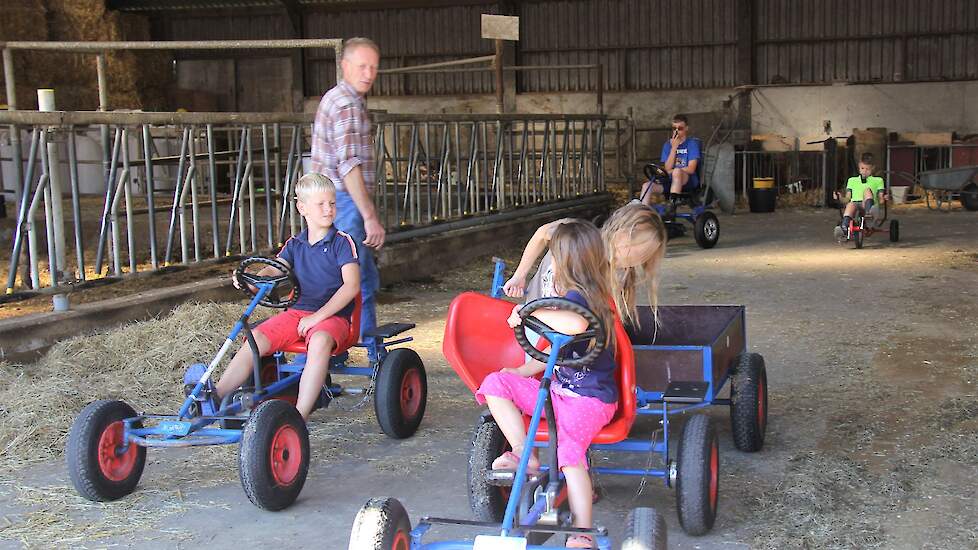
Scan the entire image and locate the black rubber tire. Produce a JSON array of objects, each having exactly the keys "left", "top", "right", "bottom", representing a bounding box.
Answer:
[
  {"left": 349, "top": 497, "right": 412, "bottom": 550},
  {"left": 889, "top": 219, "right": 900, "bottom": 242},
  {"left": 467, "top": 418, "right": 510, "bottom": 522},
  {"left": 854, "top": 227, "right": 864, "bottom": 249},
  {"left": 693, "top": 212, "right": 720, "bottom": 249},
  {"left": 66, "top": 400, "right": 147, "bottom": 502},
  {"left": 374, "top": 348, "right": 427, "bottom": 439},
  {"left": 238, "top": 399, "right": 310, "bottom": 511},
  {"left": 729, "top": 353, "right": 768, "bottom": 452},
  {"left": 960, "top": 183, "right": 978, "bottom": 211},
  {"left": 621, "top": 507, "right": 667, "bottom": 550},
  {"left": 676, "top": 414, "right": 719, "bottom": 536}
]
